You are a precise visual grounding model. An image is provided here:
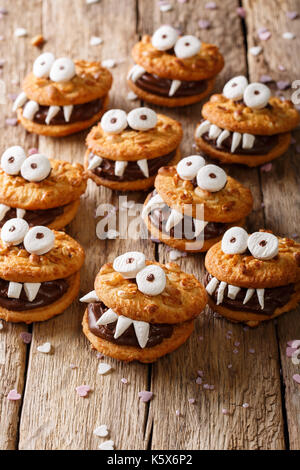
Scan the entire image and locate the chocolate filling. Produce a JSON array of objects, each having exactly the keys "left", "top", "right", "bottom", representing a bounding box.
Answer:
[
  {"left": 205, "top": 273, "right": 295, "bottom": 315},
  {"left": 23, "top": 98, "right": 103, "bottom": 125},
  {"left": 88, "top": 302, "right": 173, "bottom": 348},
  {"left": 0, "top": 278, "right": 68, "bottom": 311},
  {"left": 90, "top": 149, "right": 176, "bottom": 181},
  {"left": 134, "top": 72, "right": 208, "bottom": 98},
  {"left": 0, "top": 206, "right": 64, "bottom": 228}
]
